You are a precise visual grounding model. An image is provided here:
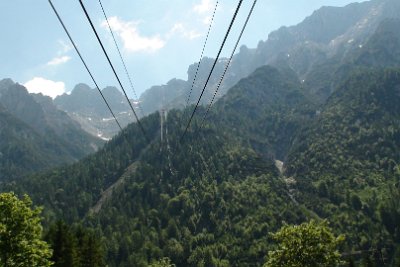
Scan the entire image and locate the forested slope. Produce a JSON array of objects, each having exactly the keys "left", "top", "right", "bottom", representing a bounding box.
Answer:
[
  {"left": 6, "top": 67, "right": 307, "bottom": 266},
  {"left": 286, "top": 68, "right": 400, "bottom": 261},
  {"left": 0, "top": 107, "right": 75, "bottom": 180},
  {"left": 92, "top": 106, "right": 308, "bottom": 266},
  {"left": 211, "top": 66, "right": 316, "bottom": 160},
  {"left": 5, "top": 64, "right": 400, "bottom": 265},
  {"left": 0, "top": 79, "right": 103, "bottom": 181}
]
